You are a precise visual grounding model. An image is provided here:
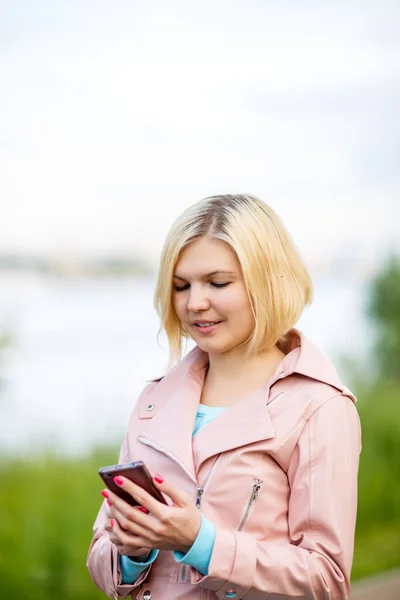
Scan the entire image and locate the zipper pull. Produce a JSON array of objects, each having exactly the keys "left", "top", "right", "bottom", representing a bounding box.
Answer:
[
  {"left": 251, "top": 479, "right": 263, "bottom": 501},
  {"left": 195, "top": 486, "right": 204, "bottom": 509}
]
